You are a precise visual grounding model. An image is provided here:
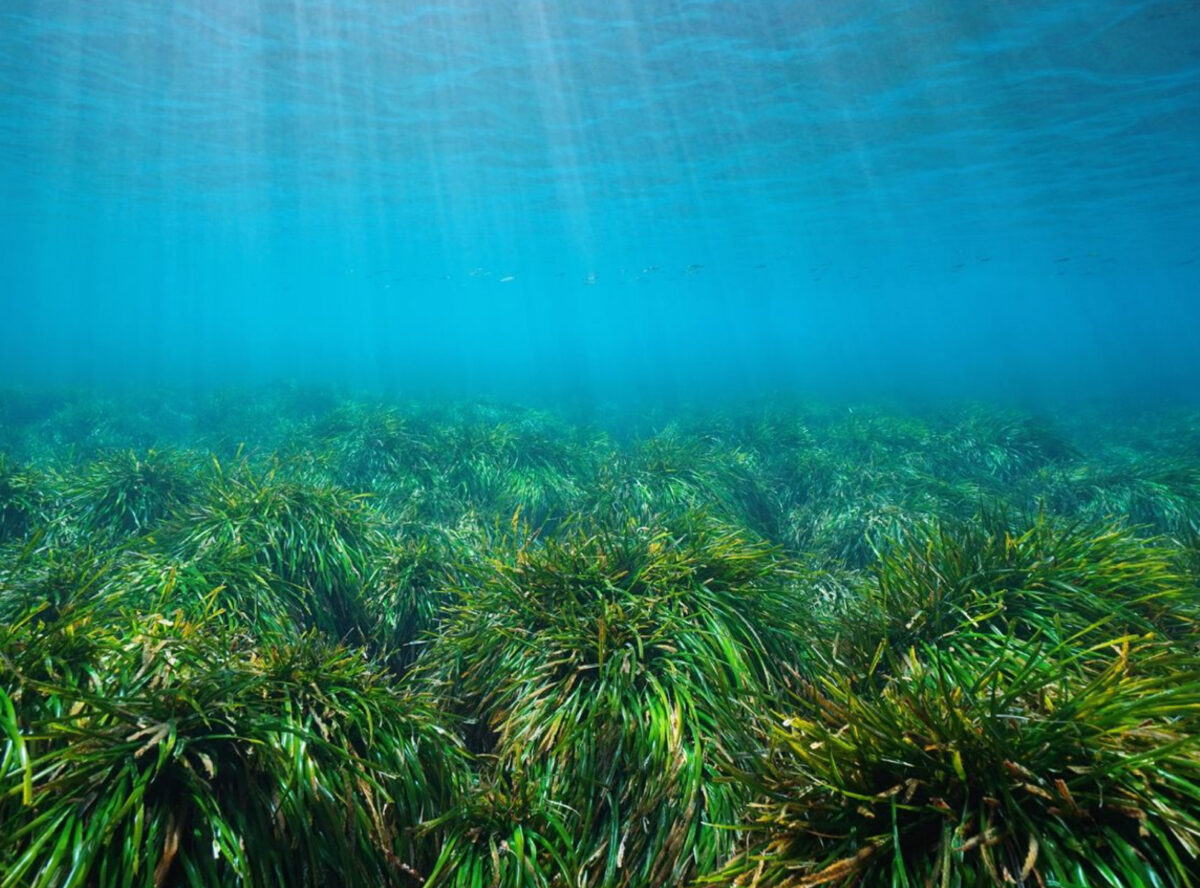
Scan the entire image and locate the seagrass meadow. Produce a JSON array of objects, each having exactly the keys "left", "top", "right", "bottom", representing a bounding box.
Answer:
[
  {"left": 5, "top": 0, "right": 1200, "bottom": 881},
  {"left": 1, "top": 385, "right": 1198, "bottom": 888}
]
